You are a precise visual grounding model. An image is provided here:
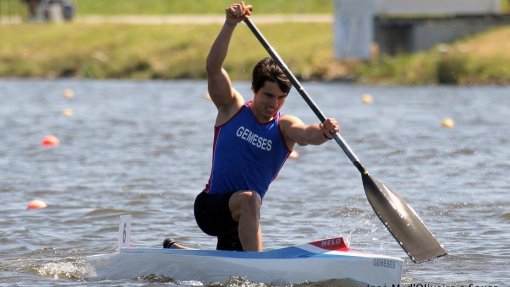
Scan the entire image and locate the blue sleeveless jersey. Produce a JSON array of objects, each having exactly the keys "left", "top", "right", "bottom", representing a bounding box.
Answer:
[{"left": 204, "top": 102, "right": 290, "bottom": 199}]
